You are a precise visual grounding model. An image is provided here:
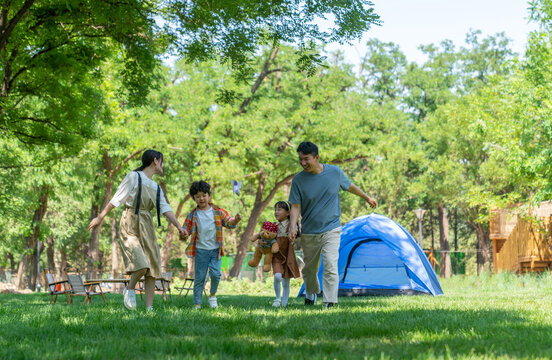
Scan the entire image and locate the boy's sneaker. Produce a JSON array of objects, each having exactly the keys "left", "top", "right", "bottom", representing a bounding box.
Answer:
[
  {"left": 123, "top": 288, "right": 136, "bottom": 310},
  {"left": 194, "top": 304, "right": 201, "bottom": 310},
  {"left": 272, "top": 298, "right": 281, "bottom": 307},
  {"left": 325, "top": 302, "right": 336, "bottom": 309},
  {"left": 208, "top": 296, "right": 218, "bottom": 308},
  {"left": 146, "top": 306, "right": 154, "bottom": 313}
]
